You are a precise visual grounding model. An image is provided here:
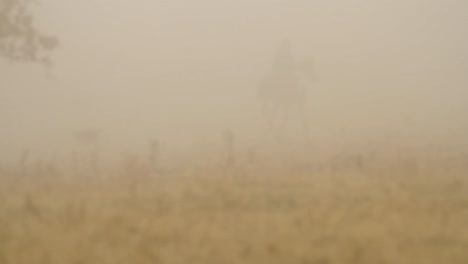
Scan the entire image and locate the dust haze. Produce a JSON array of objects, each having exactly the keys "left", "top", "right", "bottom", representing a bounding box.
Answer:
[
  {"left": 1, "top": 1, "right": 468, "bottom": 263},
  {"left": 2, "top": 0, "right": 467, "bottom": 165}
]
